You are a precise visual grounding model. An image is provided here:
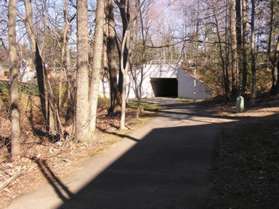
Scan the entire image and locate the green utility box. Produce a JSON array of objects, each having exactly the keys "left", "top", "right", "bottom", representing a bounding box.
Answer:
[{"left": 236, "top": 96, "right": 245, "bottom": 113}]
